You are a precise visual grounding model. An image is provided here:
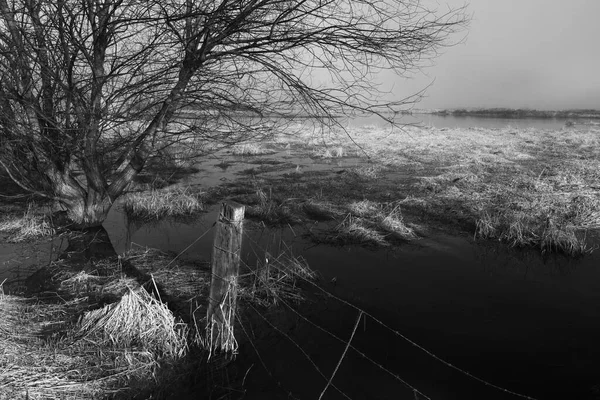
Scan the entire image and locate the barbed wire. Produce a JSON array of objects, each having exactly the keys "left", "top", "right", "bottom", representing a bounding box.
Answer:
[{"left": 239, "top": 227, "right": 538, "bottom": 400}]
